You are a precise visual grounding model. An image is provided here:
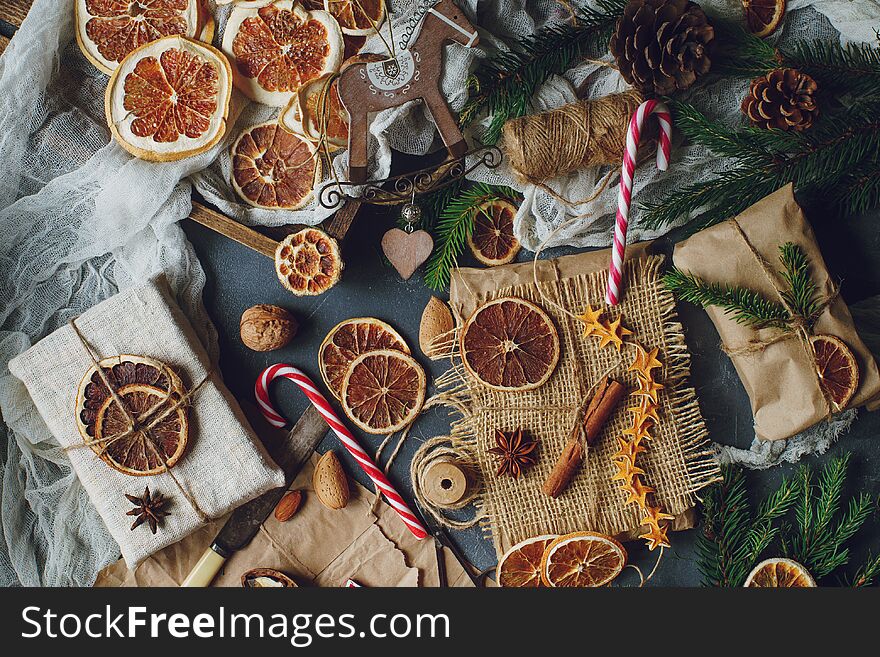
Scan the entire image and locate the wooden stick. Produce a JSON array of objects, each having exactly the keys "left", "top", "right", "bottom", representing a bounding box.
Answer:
[
  {"left": 542, "top": 377, "right": 627, "bottom": 499},
  {"left": 189, "top": 202, "right": 279, "bottom": 259}
]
